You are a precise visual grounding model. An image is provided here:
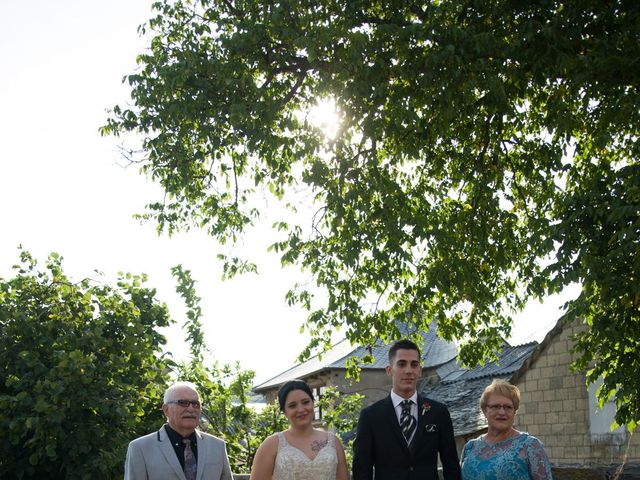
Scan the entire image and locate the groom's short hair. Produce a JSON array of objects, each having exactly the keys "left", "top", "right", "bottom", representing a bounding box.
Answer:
[{"left": 388, "top": 339, "right": 421, "bottom": 363}]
